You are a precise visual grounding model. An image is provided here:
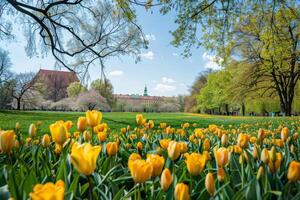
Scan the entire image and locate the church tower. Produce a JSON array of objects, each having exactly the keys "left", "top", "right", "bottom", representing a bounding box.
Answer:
[{"left": 143, "top": 85, "right": 148, "bottom": 96}]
